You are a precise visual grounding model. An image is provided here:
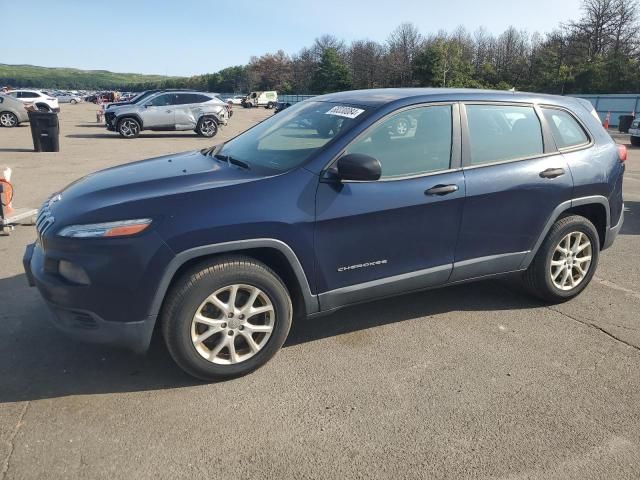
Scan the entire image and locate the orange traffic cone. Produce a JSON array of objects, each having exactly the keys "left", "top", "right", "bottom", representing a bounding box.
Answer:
[{"left": 604, "top": 111, "right": 611, "bottom": 129}]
